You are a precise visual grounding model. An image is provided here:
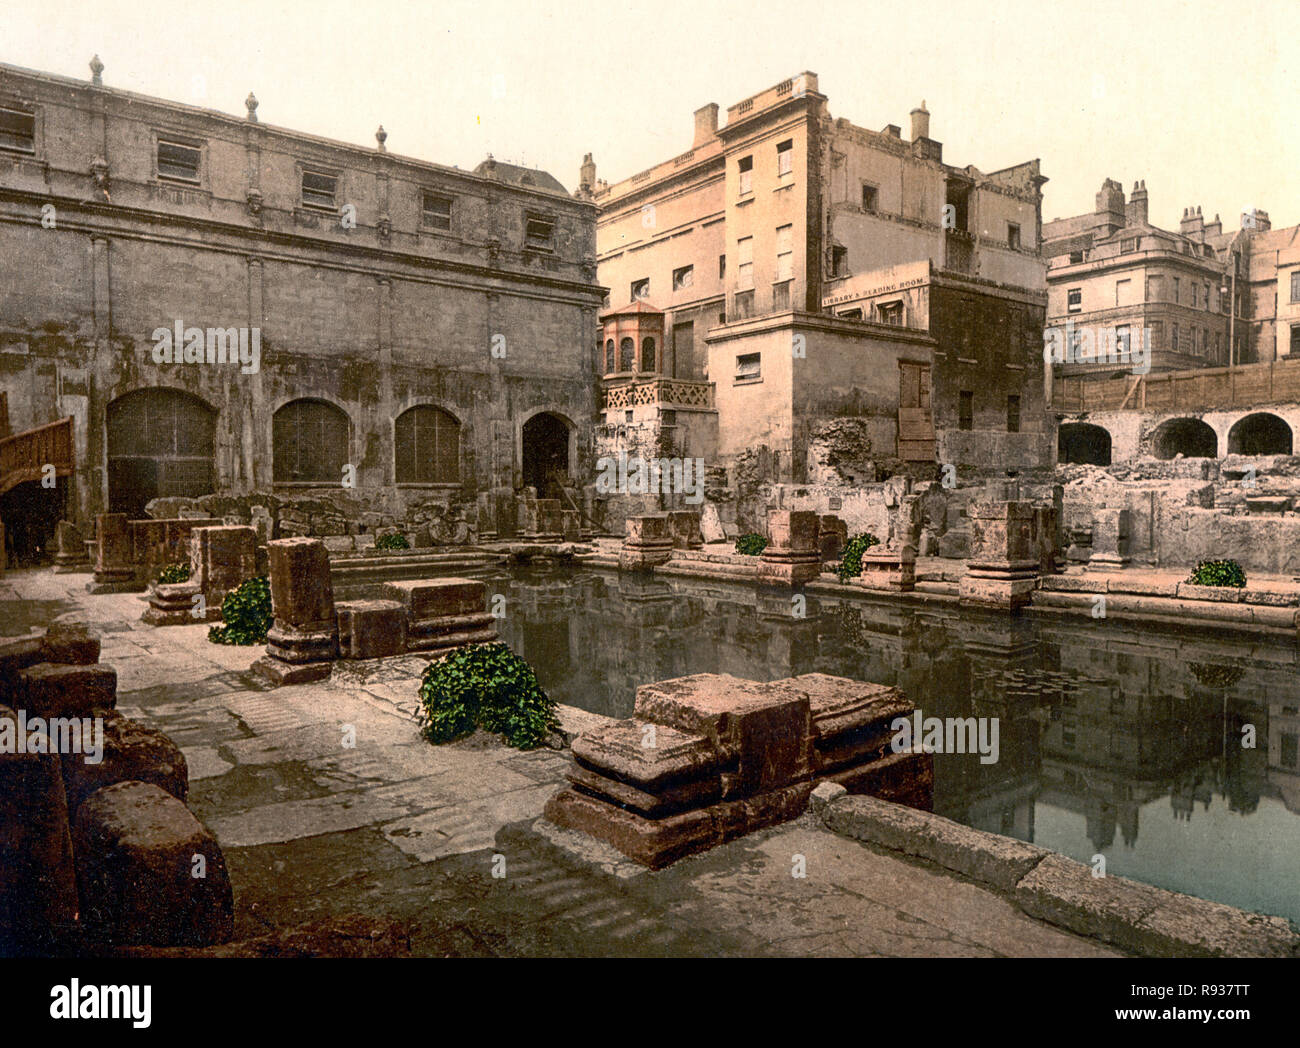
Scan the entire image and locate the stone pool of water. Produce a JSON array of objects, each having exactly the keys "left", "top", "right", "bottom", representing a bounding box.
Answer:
[{"left": 339, "top": 565, "right": 1300, "bottom": 924}]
